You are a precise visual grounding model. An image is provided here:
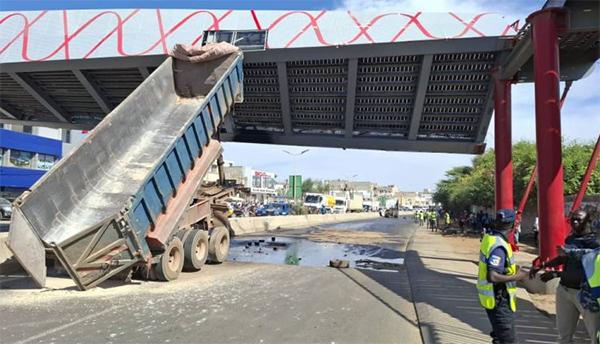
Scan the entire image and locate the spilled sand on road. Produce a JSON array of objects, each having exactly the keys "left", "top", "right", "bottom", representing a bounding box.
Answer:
[
  {"left": 307, "top": 228, "right": 406, "bottom": 246},
  {"left": 0, "top": 261, "right": 271, "bottom": 306}
]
